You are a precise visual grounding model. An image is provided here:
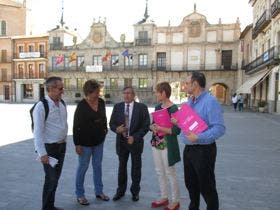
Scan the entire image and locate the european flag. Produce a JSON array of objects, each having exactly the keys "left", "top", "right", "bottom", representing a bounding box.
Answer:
[{"left": 122, "top": 49, "right": 129, "bottom": 57}]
